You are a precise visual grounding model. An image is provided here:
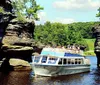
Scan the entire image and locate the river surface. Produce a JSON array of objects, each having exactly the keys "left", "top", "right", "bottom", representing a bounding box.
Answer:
[{"left": 0, "top": 56, "right": 100, "bottom": 85}]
